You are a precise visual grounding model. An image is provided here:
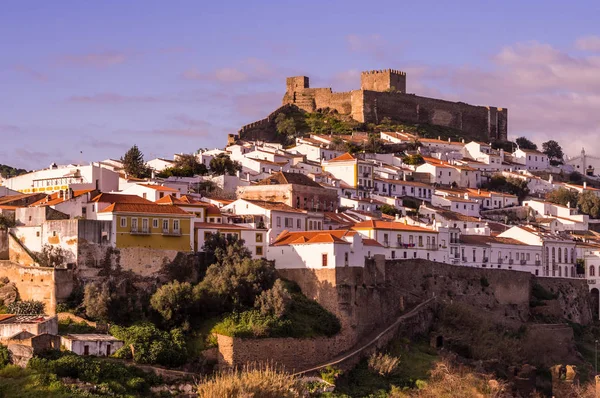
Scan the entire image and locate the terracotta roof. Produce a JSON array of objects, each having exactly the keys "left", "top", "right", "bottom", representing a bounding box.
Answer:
[
  {"left": 255, "top": 172, "right": 323, "bottom": 188},
  {"left": 328, "top": 152, "right": 356, "bottom": 162},
  {"left": 206, "top": 205, "right": 222, "bottom": 215},
  {"left": 0, "top": 314, "right": 15, "bottom": 322},
  {"left": 273, "top": 230, "right": 356, "bottom": 246},
  {"left": 421, "top": 157, "right": 477, "bottom": 171},
  {"left": 99, "top": 203, "right": 192, "bottom": 215},
  {"left": 352, "top": 220, "right": 437, "bottom": 233},
  {"left": 243, "top": 199, "right": 306, "bottom": 214},
  {"left": 0, "top": 193, "right": 43, "bottom": 205},
  {"left": 138, "top": 184, "right": 179, "bottom": 192},
  {"left": 155, "top": 194, "right": 209, "bottom": 207},
  {"left": 459, "top": 235, "right": 529, "bottom": 246},
  {"left": 194, "top": 222, "right": 249, "bottom": 230},
  {"left": 91, "top": 193, "right": 153, "bottom": 204},
  {"left": 362, "top": 238, "right": 383, "bottom": 247},
  {"left": 419, "top": 138, "right": 465, "bottom": 146}
]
